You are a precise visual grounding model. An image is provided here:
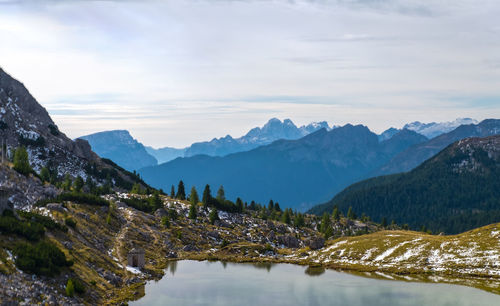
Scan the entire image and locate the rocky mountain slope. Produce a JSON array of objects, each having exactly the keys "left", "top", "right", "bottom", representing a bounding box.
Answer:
[
  {"left": 3, "top": 191, "right": 499, "bottom": 304},
  {"left": 79, "top": 130, "right": 158, "bottom": 171},
  {"left": 0, "top": 67, "right": 148, "bottom": 202},
  {"left": 309, "top": 135, "right": 500, "bottom": 234},
  {"left": 139, "top": 125, "right": 427, "bottom": 210},
  {"left": 375, "top": 119, "right": 500, "bottom": 175}
]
